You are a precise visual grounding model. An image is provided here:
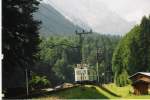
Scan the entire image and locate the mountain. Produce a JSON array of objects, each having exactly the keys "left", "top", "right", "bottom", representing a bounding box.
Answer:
[
  {"left": 45, "top": 0, "right": 135, "bottom": 35},
  {"left": 34, "top": 3, "right": 84, "bottom": 36}
]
